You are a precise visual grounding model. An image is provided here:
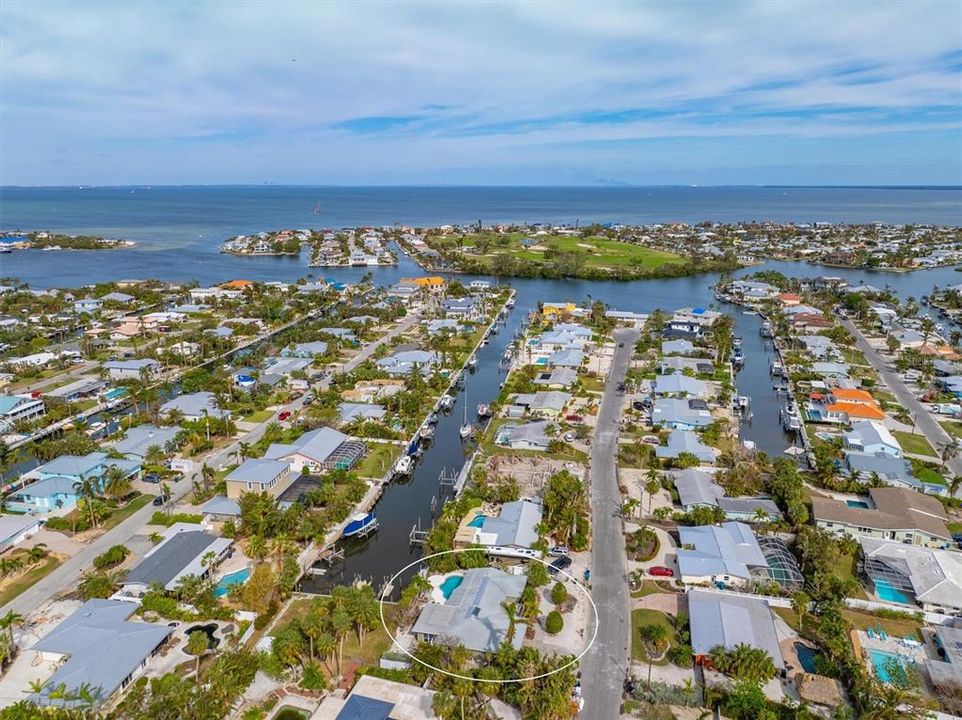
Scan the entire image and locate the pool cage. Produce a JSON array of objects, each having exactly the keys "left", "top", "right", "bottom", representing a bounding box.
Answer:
[
  {"left": 861, "top": 555, "right": 916, "bottom": 597},
  {"left": 323, "top": 440, "right": 367, "bottom": 471},
  {"left": 754, "top": 536, "right": 805, "bottom": 592}
]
